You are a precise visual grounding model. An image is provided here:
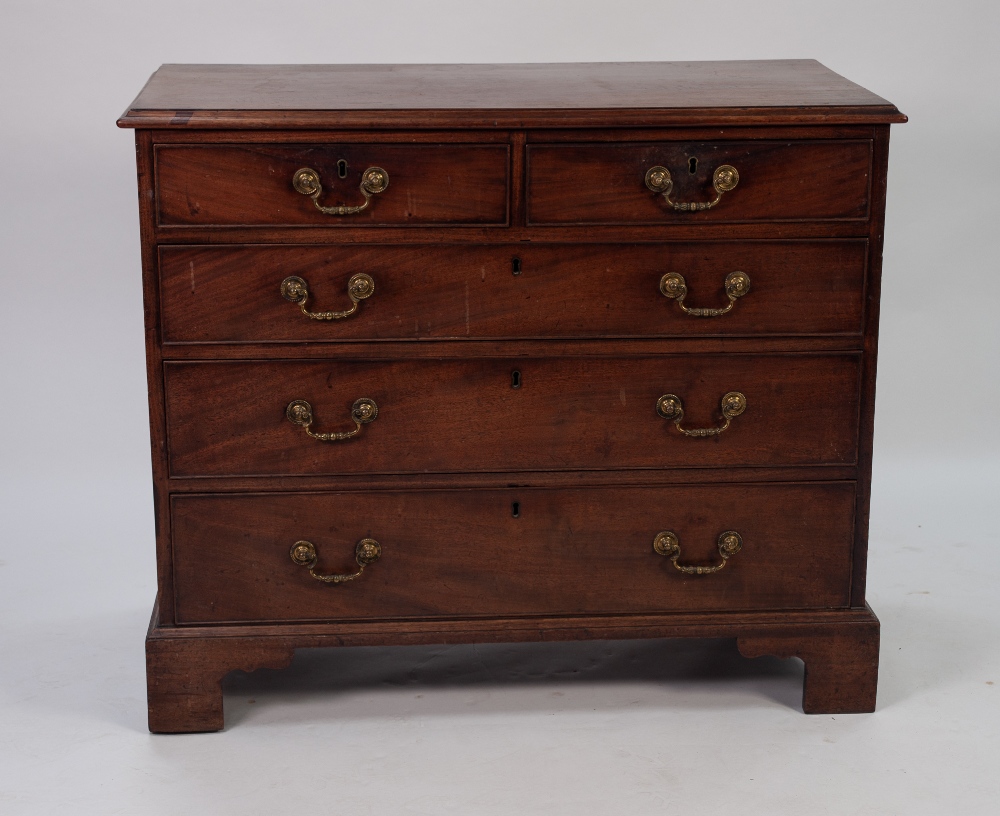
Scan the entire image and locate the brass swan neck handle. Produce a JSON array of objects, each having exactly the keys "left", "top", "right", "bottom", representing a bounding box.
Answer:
[
  {"left": 645, "top": 164, "right": 739, "bottom": 211},
  {"left": 656, "top": 391, "right": 746, "bottom": 437},
  {"left": 292, "top": 166, "right": 389, "bottom": 216},
  {"left": 286, "top": 398, "right": 378, "bottom": 441},
  {"left": 290, "top": 539, "right": 381, "bottom": 584},
  {"left": 660, "top": 271, "right": 750, "bottom": 317},
  {"left": 281, "top": 274, "right": 375, "bottom": 320},
  {"left": 653, "top": 530, "right": 743, "bottom": 575}
]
